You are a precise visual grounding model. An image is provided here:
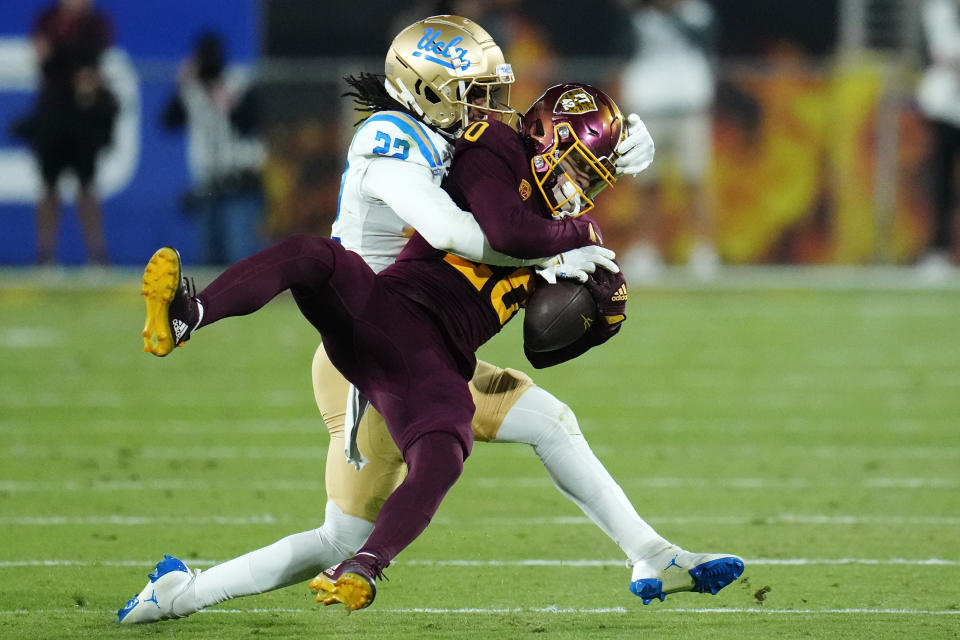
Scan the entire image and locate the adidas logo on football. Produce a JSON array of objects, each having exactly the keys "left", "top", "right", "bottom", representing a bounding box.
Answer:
[
  {"left": 611, "top": 284, "right": 628, "bottom": 302},
  {"left": 172, "top": 318, "right": 189, "bottom": 342}
]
